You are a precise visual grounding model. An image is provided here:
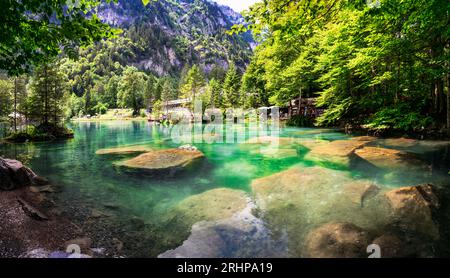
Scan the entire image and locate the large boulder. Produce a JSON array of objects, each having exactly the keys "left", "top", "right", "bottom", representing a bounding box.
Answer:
[
  {"left": 169, "top": 188, "right": 249, "bottom": 224},
  {"left": 304, "top": 222, "right": 370, "bottom": 258},
  {"left": 114, "top": 148, "right": 205, "bottom": 176},
  {"left": 0, "top": 157, "right": 46, "bottom": 190},
  {"left": 159, "top": 197, "right": 287, "bottom": 258},
  {"left": 95, "top": 145, "right": 154, "bottom": 155},
  {"left": 384, "top": 184, "right": 439, "bottom": 239},
  {"left": 161, "top": 188, "right": 249, "bottom": 248}
]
